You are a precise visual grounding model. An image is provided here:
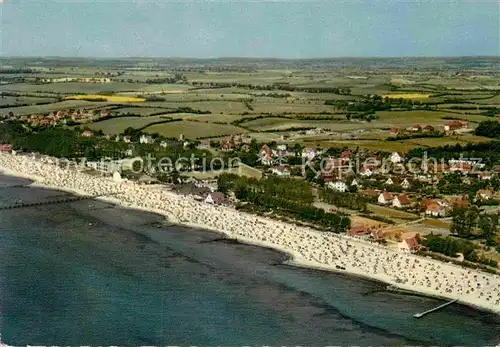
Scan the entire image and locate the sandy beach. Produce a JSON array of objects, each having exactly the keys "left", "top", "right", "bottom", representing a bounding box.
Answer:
[{"left": 1, "top": 152, "right": 499, "bottom": 314}]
